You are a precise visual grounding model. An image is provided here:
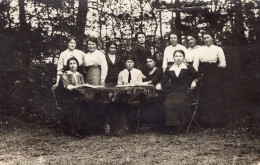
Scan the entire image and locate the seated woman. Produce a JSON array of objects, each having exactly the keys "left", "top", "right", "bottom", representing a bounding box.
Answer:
[
  {"left": 142, "top": 55, "right": 163, "bottom": 86},
  {"left": 117, "top": 55, "right": 145, "bottom": 85},
  {"left": 156, "top": 50, "right": 202, "bottom": 132},
  {"left": 83, "top": 37, "right": 108, "bottom": 86},
  {"left": 62, "top": 57, "right": 86, "bottom": 137}
]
